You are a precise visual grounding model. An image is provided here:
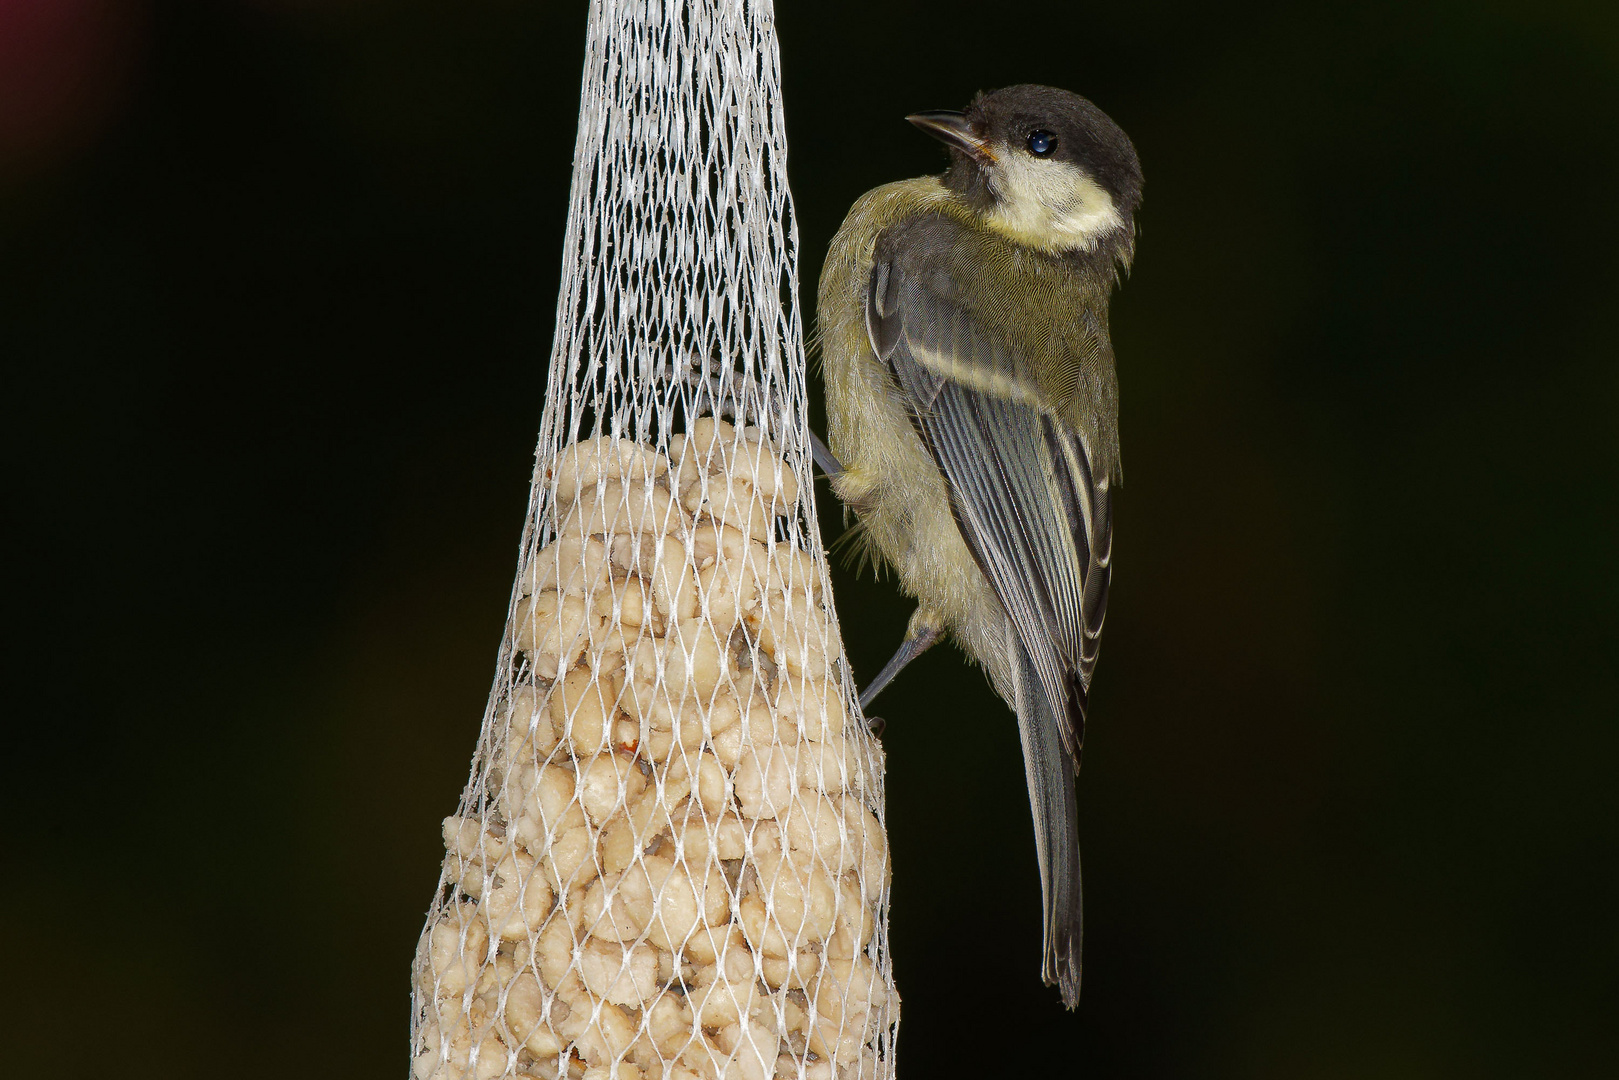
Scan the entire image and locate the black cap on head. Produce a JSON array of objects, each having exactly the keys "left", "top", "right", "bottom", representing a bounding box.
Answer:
[{"left": 945, "top": 84, "right": 1143, "bottom": 217}]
